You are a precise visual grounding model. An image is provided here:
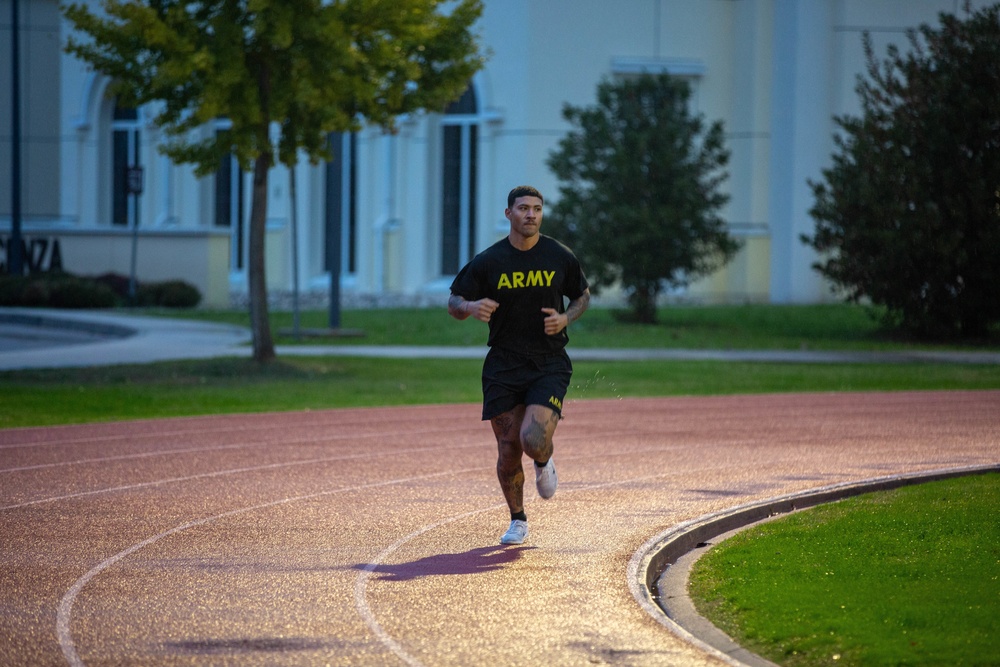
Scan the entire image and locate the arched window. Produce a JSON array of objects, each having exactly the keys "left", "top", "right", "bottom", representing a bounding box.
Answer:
[
  {"left": 440, "top": 85, "right": 478, "bottom": 275},
  {"left": 111, "top": 101, "right": 141, "bottom": 226},
  {"left": 214, "top": 128, "right": 245, "bottom": 271}
]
